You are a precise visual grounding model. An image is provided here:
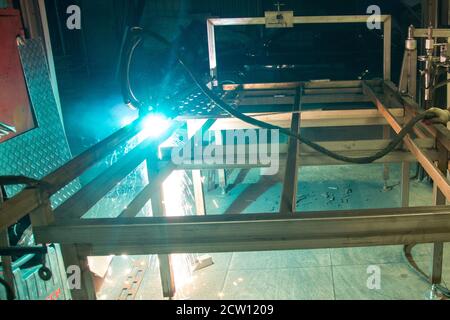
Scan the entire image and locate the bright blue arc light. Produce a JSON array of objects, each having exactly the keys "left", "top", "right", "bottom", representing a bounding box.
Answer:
[{"left": 140, "top": 114, "right": 171, "bottom": 138}]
